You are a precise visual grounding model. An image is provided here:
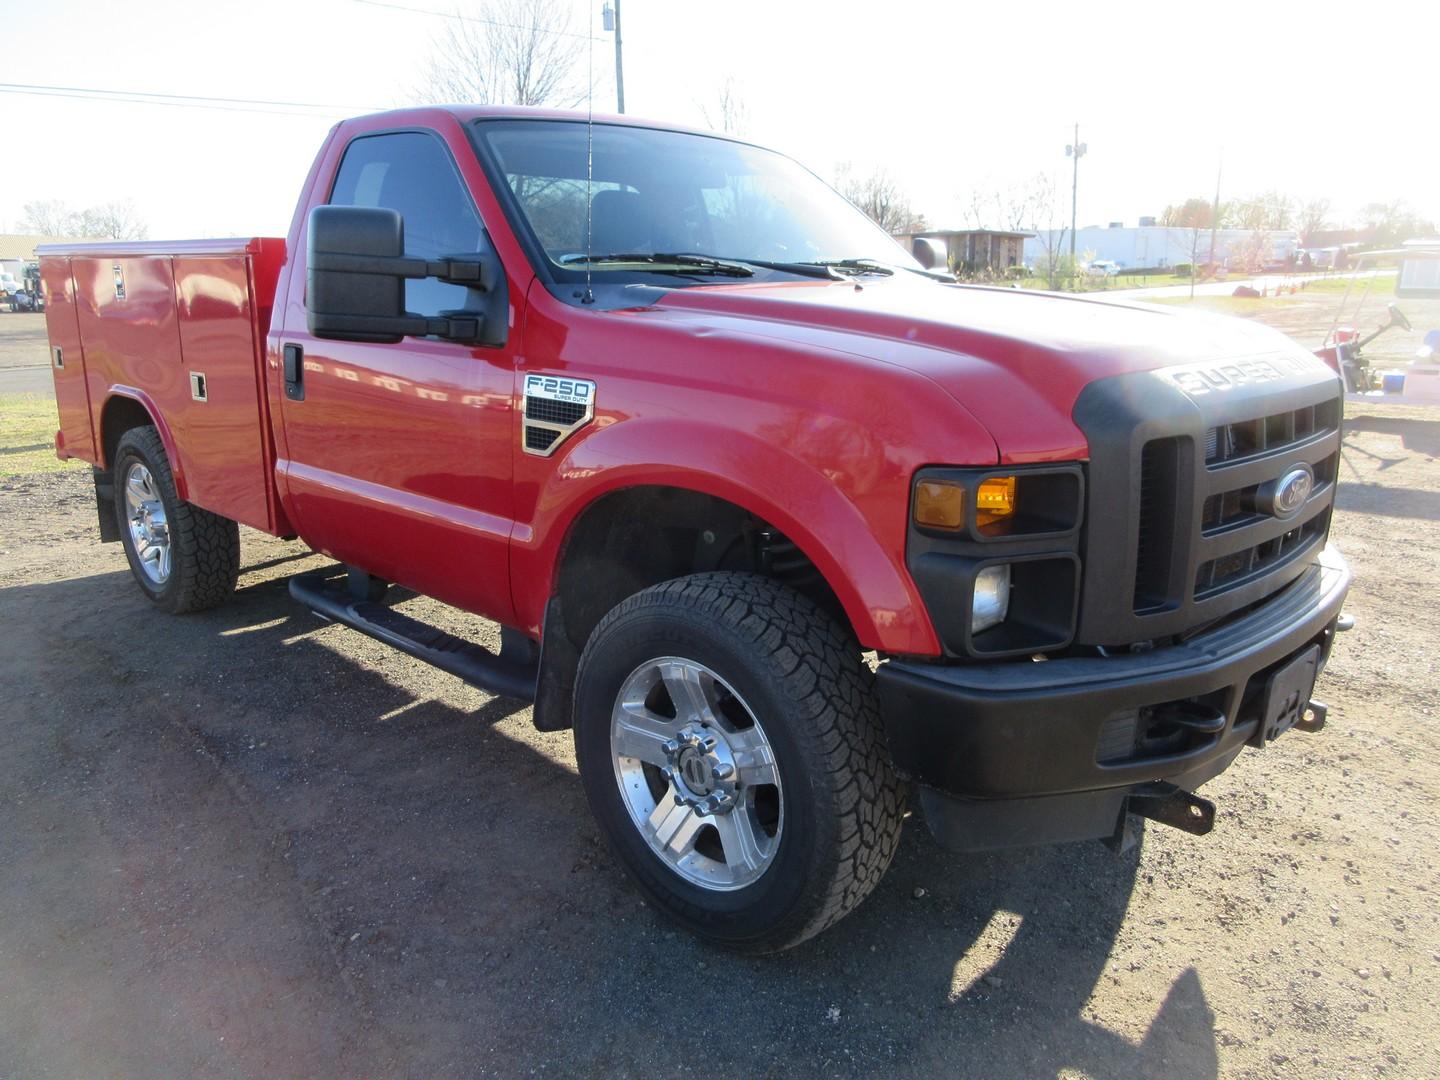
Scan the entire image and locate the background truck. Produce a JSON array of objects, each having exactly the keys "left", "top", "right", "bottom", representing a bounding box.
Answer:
[{"left": 40, "top": 106, "right": 1351, "bottom": 953}]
